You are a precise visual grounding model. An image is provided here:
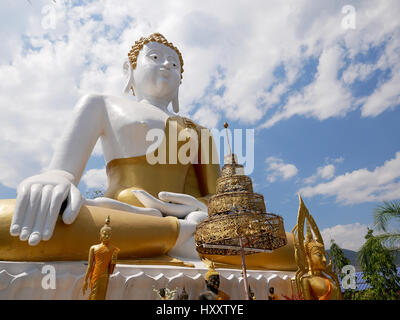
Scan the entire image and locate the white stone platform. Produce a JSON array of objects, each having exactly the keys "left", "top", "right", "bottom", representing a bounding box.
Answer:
[{"left": 0, "top": 261, "right": 295, "bottom": 300}]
